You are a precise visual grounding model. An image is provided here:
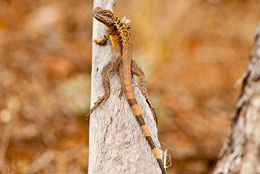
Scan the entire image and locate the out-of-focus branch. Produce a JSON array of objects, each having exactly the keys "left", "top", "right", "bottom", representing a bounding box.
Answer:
[{"left": 213, "top": 22, "right": 260, "bottom": 174}]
